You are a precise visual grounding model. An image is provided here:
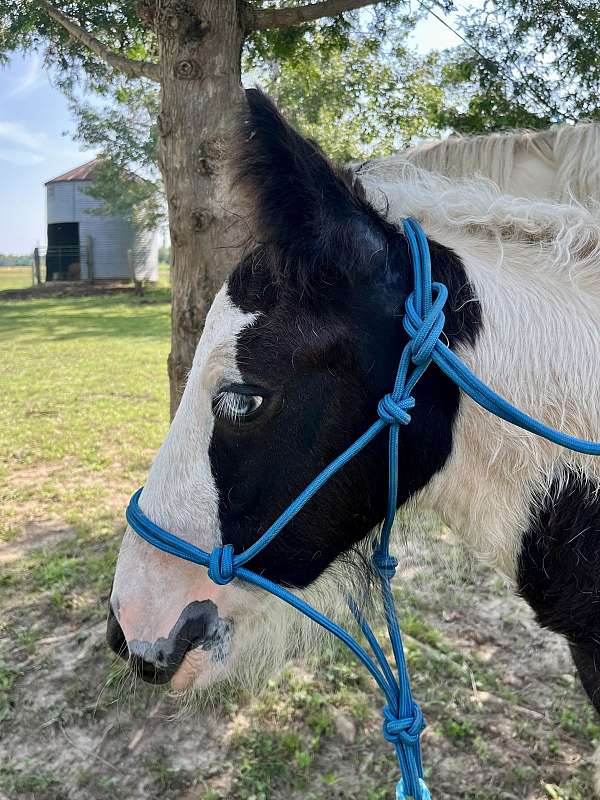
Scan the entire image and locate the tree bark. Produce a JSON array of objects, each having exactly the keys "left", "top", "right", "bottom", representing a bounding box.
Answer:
[
  {"left": 248, "top": 0, "right": 380, "bottom": 31},
  {"left": 33, "top": 0, "right": 391, "bottom": 420},
  {"left": 156, "top": 0, "right": 245, "bottom": 416}
]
